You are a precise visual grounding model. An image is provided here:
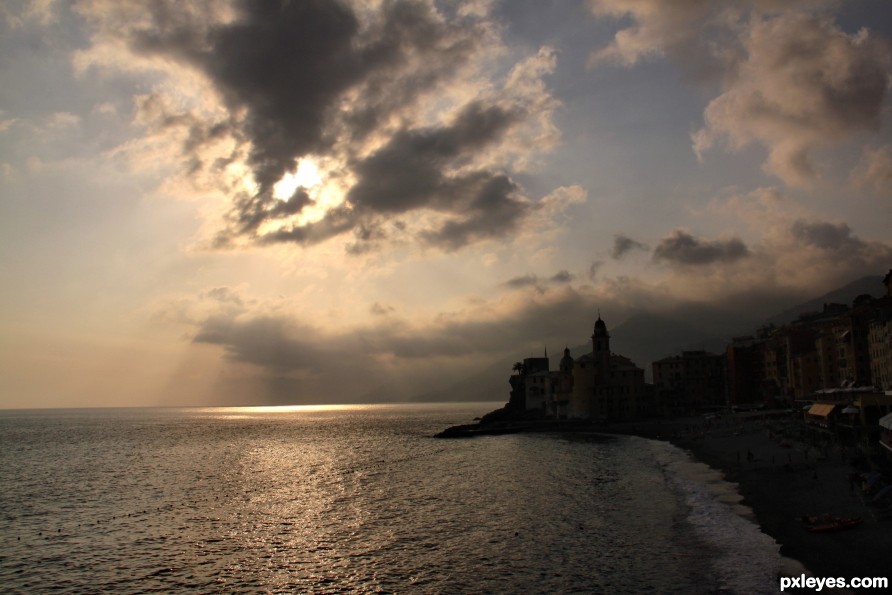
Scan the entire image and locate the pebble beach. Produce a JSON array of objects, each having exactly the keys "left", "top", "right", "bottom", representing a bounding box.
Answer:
[{"left": 614, "top": 415, "right": 892, "bottom": 583}]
